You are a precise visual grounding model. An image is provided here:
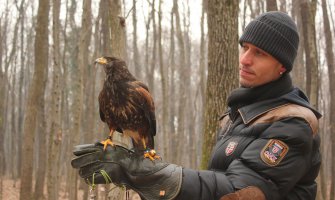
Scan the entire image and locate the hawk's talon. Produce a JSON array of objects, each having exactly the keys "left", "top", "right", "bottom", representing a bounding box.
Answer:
[
  {"left": 144, "top": 149, "right": 160, "bottom": 161},
  {"left": 100, "top": 138, "right": 115, "bottom": 150}
]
